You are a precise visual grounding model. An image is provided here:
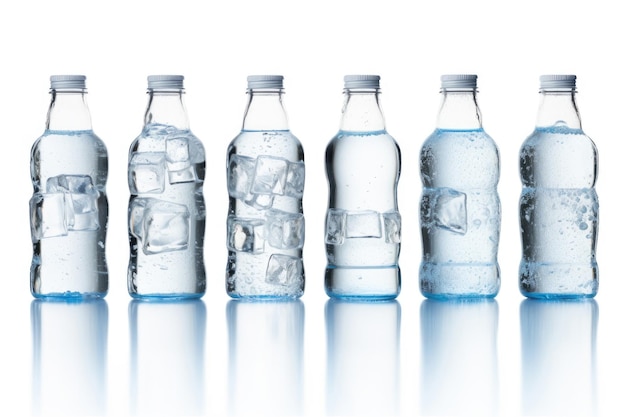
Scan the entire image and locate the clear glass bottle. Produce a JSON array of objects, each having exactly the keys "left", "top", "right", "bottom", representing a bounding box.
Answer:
[
  {"left": 324, "top": 75, "right": 401, "bottom": 300},
  {"left": 29, "top": 75, "right": 109, "bottom": 298},
  {"left": 419, "top": 74, "right": 501, "bottom": 299},
  {"left": 226, "top": 75, "right": 305, "bottom": 299},
  {"left": 127, "top": 75, "right": 206, "bottom": 299},
  {"left": 519, "top": 74, "right": 599, "bottom": 298}
]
